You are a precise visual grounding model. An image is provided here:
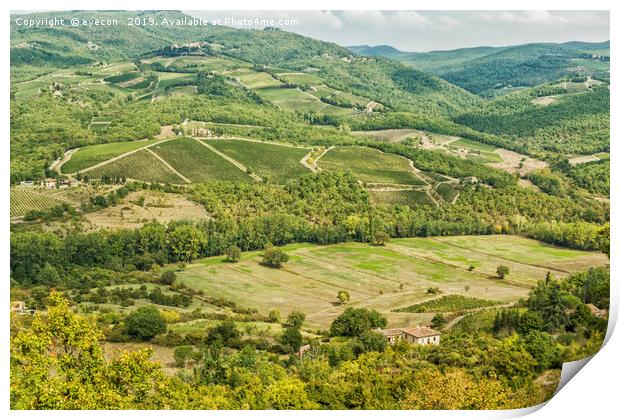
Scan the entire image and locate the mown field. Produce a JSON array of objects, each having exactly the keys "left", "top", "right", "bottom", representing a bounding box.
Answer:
[
  {"left": 318, "top": 146, "right": 427, "bottom": 185},
  {"left": 10, "top": 188, "right": 68, "bottom": 218},
  {"left": 175, "top": 235, "right": 607, "bottom": 328},
  {"left": 205, "top": 139, "right": 311, "bottom": 182}
]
